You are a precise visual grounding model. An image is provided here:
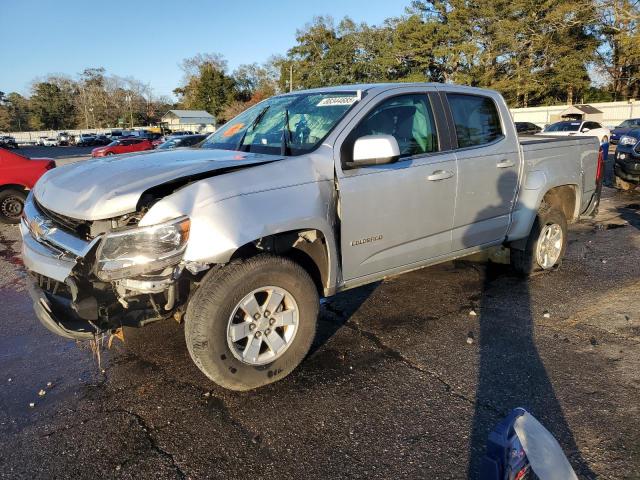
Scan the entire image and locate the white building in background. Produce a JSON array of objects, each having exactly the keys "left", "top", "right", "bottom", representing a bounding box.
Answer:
[
  {"left": 510, "top": 99, "right": 639, "bottom": 129},
  {"left": 161, "top": 110, "right": 216, "bottom": 133}
]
